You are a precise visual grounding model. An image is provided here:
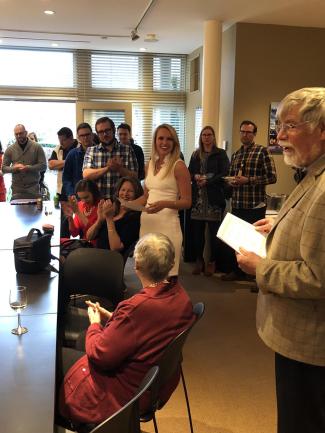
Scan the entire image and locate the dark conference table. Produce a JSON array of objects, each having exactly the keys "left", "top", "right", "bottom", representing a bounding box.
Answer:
[{"left": 0, "top": 202, "right": 60, "bottom": 432}]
